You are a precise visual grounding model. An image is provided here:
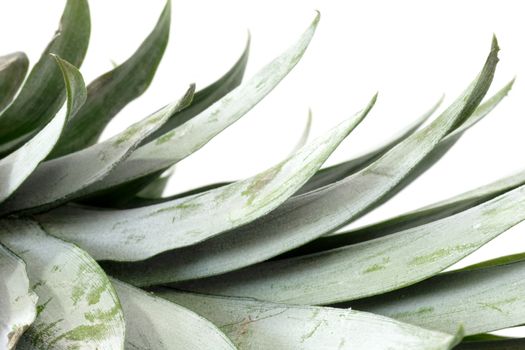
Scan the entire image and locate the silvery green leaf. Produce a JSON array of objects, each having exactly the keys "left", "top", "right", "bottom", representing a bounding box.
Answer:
[
  {"left": 0, "top": 0, "right": 90, "bottom": 156},
  {"left": 172, "top": 182, "right": 525, "bottom": 305},
  {"left": 0, "top": 86, "right": 194, "bottom": 215},
  {"left": 0, "top": 219, "right": 125, "bottom": 349},
  {"left": 348, "top": 256, "right": 525, "bottom": 336},
  {"left": 111, "top": 279, "right": 236, "bottom": 350},
  {"left": 0, "top": 56, "right": 86, "bottom": 204},
  {"left": 37, "top": 96, "right": 375, "bottom": 261},
  {"left": 0, "top": 52, "right": 29, "bottom": 112},
  {"left": 49, "top": 1, "right": 171, "bottom": 158},
  {"left": 105, "top": 38, "right": 499, "bottom": 285},
  {"left": 78, "top": 13, "right": 320, "bottom": 196},
  {"left": 155, "top": 289, "right": 461, "bottom": 350},
  {"left": 136, "top": 167, "right": 176, "bottom": 199},
  {"left": 0, "top": 244, "right": 38, "bottom": 350}
]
